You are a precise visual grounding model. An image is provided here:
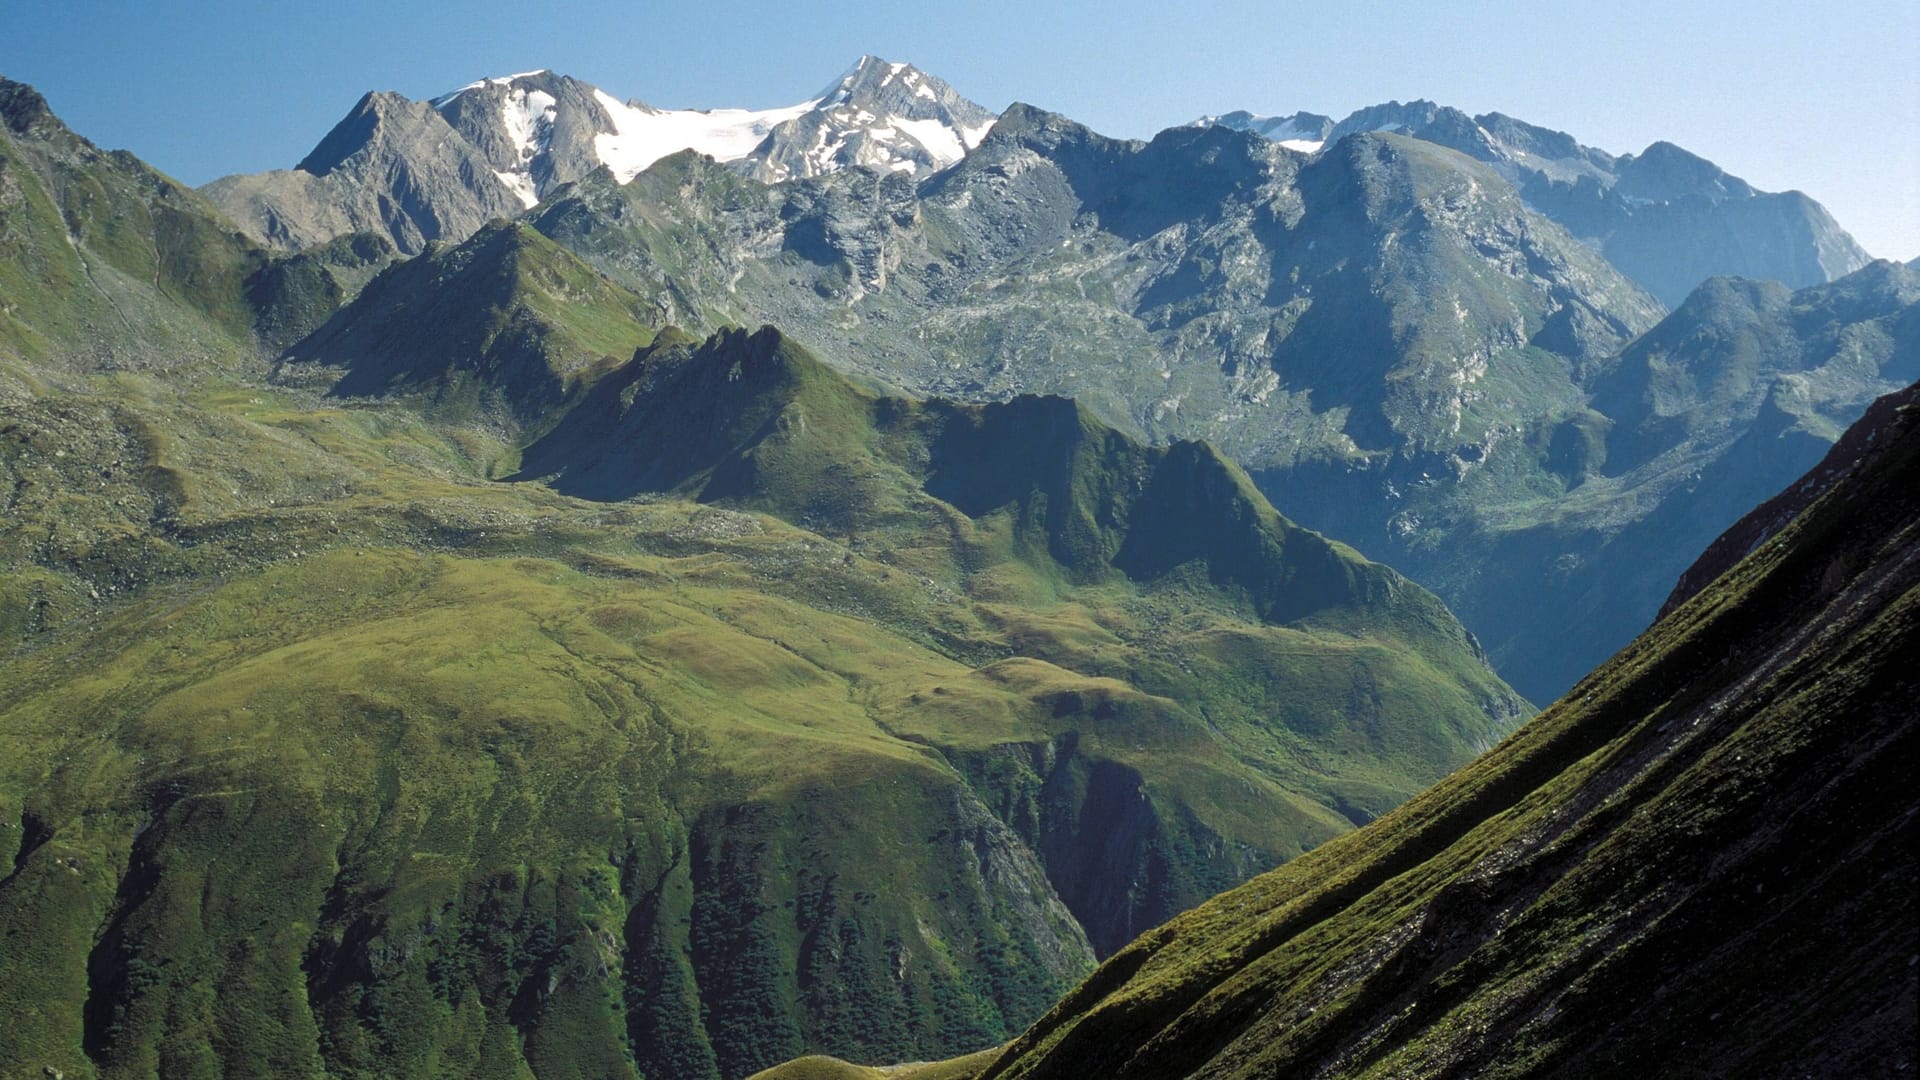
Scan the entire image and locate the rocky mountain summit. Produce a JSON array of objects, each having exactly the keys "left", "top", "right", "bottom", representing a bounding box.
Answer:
[
  {"left": 203, "top": 56, "right": 995, "bottom": 255},
  {"left": 1189, "top": 109, "right": 1332, "bottom": 152},
  {"left": 1209, "top": 98, "right": 1873, "bottom": 306}
]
